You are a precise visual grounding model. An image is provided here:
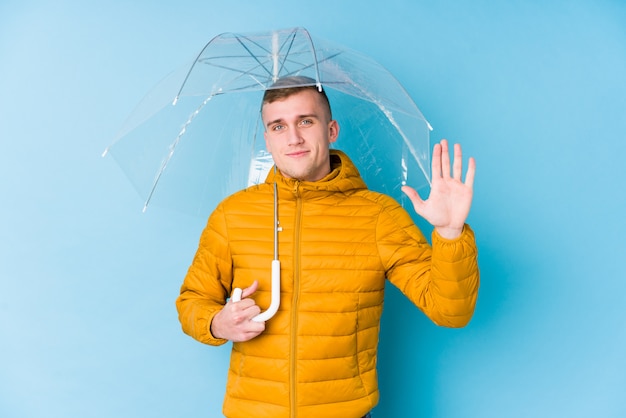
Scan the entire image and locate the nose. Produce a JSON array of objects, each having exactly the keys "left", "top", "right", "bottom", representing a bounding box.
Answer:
[{"left": 287, "top": 127, "right": 304, "bottom": 145}]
